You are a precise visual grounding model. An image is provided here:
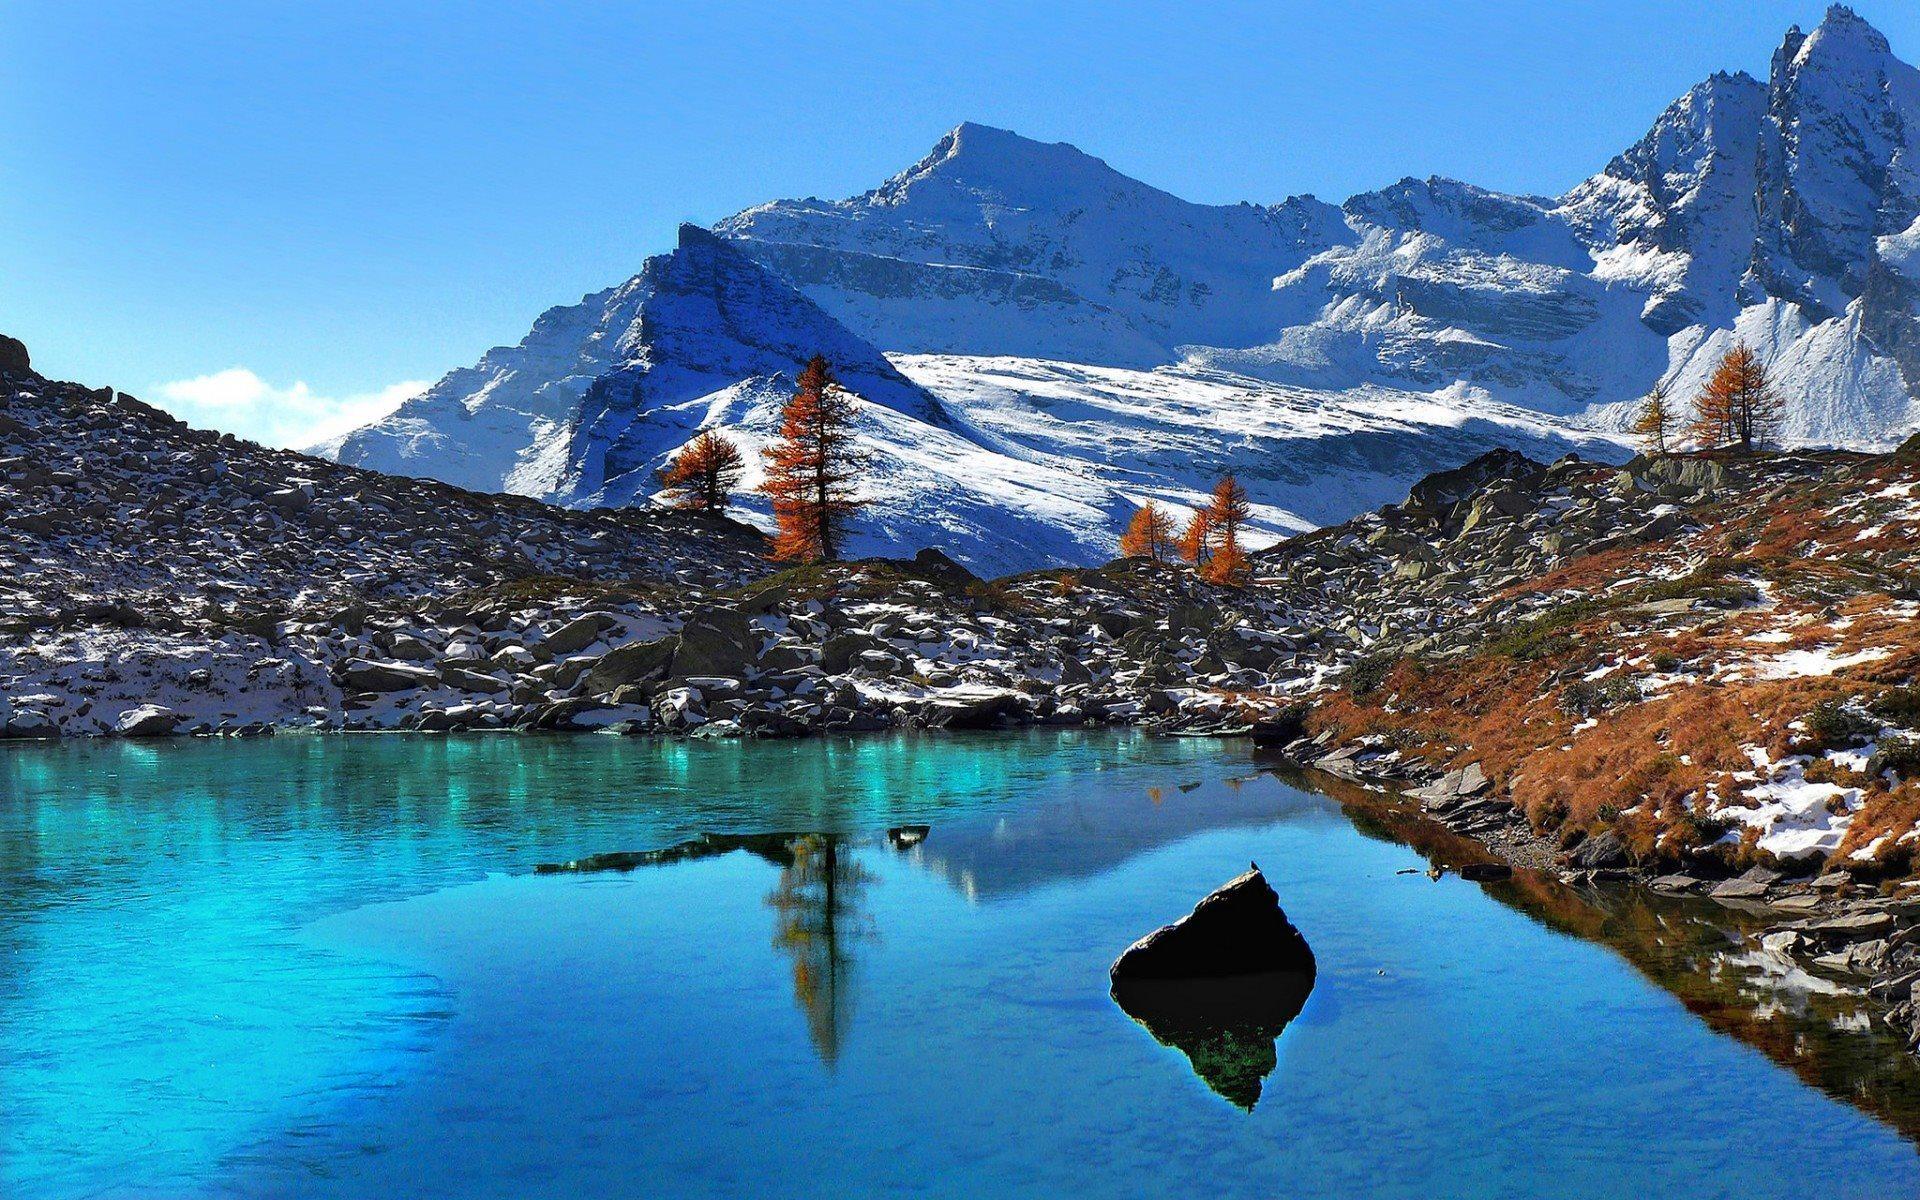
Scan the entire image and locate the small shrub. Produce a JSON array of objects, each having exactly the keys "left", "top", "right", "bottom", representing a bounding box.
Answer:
[
  {"left": 1871, "top": 686, "right": 1920, "bottom": 726},
  {"left": 1651, "top": 651, "right": 1683, "bottom": 673},
  {"left": 1344, "top": 655, "right": 1397, "bottom": 696},
  {"left": 1802, "top": 699, "right": 1878, "bottom": 752},
  {"left": 1486, "top": 598, "right": 1608, "bottom": 660},
  {"left": 1872, "top": 734, "right": 1920, "bottom": 779},
  {"left": 1560, "top": 676, "right": 1641, "bottom": 717}
]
